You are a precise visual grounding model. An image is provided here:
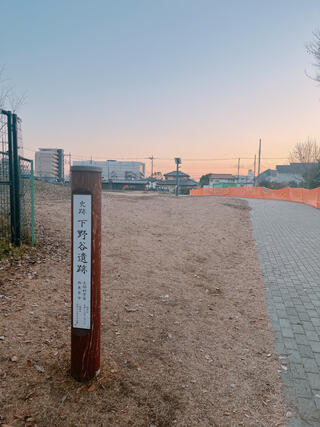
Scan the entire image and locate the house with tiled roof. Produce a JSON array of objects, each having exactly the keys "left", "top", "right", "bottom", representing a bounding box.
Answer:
[{"left": 156, "top": 170, "right": 198, "bottom": 194}]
